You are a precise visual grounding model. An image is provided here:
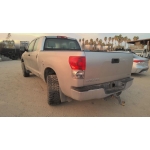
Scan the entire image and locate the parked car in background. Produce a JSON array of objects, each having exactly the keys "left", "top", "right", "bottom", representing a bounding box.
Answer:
[
  {"left": 113, "top": 51, "right": 149, "bottom": 74},
  {"left": 132, "top": 54, "right": 149, "bottom": 73},
  {"left": 0, "top": 40, "right": 19, "bottom": 60}
]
